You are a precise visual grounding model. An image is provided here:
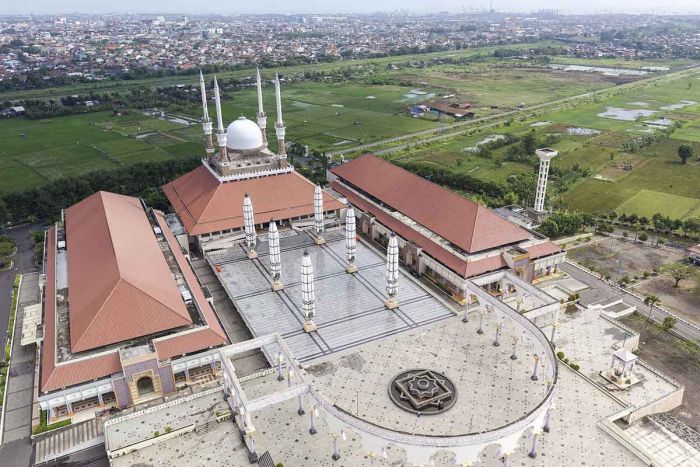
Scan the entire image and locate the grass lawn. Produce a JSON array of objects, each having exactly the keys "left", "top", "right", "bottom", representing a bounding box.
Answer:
[
  {"left": 616, "top": 190, "right": 700, "bottom": 219},
  {"left": 0, "top": 111, "right": 203, "bottom": 194}
]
